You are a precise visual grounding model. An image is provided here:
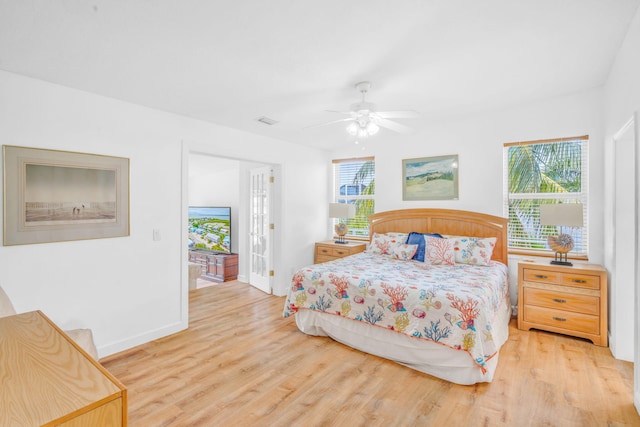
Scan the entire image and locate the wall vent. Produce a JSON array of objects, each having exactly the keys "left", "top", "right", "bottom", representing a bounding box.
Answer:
[{"left": 256, "top": 116, "right": 278, "bottom": 126}]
